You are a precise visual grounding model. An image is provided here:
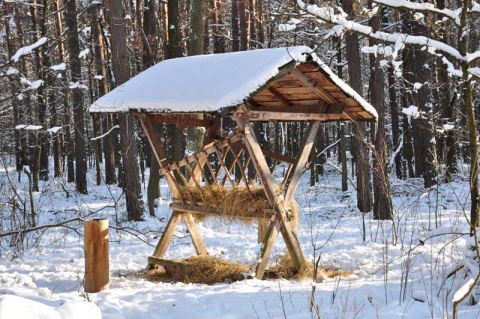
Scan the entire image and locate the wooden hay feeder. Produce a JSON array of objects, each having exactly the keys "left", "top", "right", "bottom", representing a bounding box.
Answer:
[{"left": 90, "top": 46, "right": 378, "bottom": 279}]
